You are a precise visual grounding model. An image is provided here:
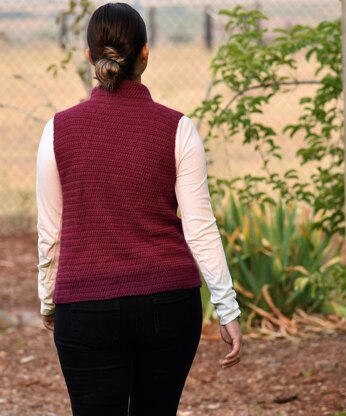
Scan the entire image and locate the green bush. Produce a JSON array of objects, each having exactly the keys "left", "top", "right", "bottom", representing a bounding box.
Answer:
[{"left": 189, "top": 5, "right": 344, "bottom": 236}]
